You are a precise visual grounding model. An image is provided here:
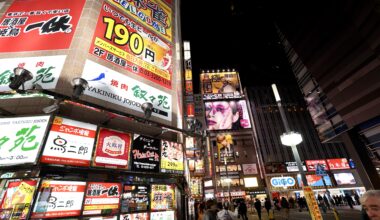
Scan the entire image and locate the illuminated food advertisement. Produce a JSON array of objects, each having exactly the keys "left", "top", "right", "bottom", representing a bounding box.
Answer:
[
  {"left": 200, "top": 71, "right": 242, "bottom": 99},
  {"left": 0, "top": 179, "right": 37, "bottom": 220},
  {"left": 120, "top": 213, "right": 149, "bottom": 220},
  {"left": 205, "top": 100, "right": 251, "bottom": 130},
  {"left": 150, "top": 210, "right": 175, "bottom": 220},
  {"left": 31, "top": 180, "right": 86, "bottom": 218},
  {"left": 161, "top": 140, "right": 184, "bottom": 174},
  {"left": 83, "top": 182, "right": 121, "bottom": 216},
  {"left": 0, "top": 115, "right": 50, "bottom": 166},
  {"left": 131, "top": 134, "right": 161, "bottom": 172},
  {"left": 151, "top": 185, "right": 175, "bottom": 211},
  {"left": 121, "top": 185, "right": 149, "bottom": 213},
  {"left": 216, "top": 134, "right": 234, "bottom": 162},
  {"left": 41, "top": 117, "right": 97, "bottom": 167},
  {"left": 93, "top": 128, "right": 132, "bottom": 169},
  {"left": 0, "top": 0, "right": 86, "bottom": 52}
]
